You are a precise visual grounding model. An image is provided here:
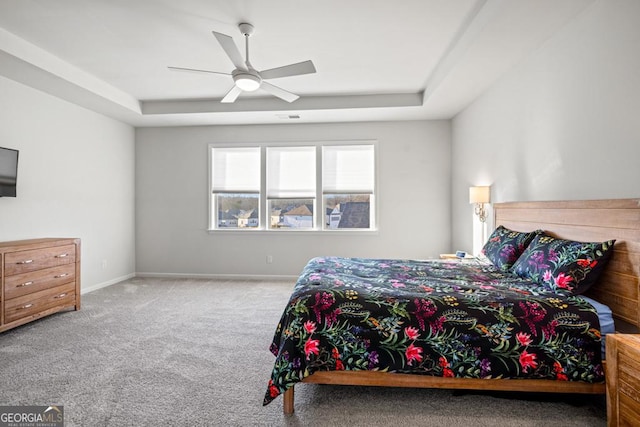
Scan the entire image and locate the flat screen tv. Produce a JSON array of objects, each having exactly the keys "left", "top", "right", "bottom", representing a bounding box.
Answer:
[{"left": 0, "top": 146, "right": 19, "bottom": 197}]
